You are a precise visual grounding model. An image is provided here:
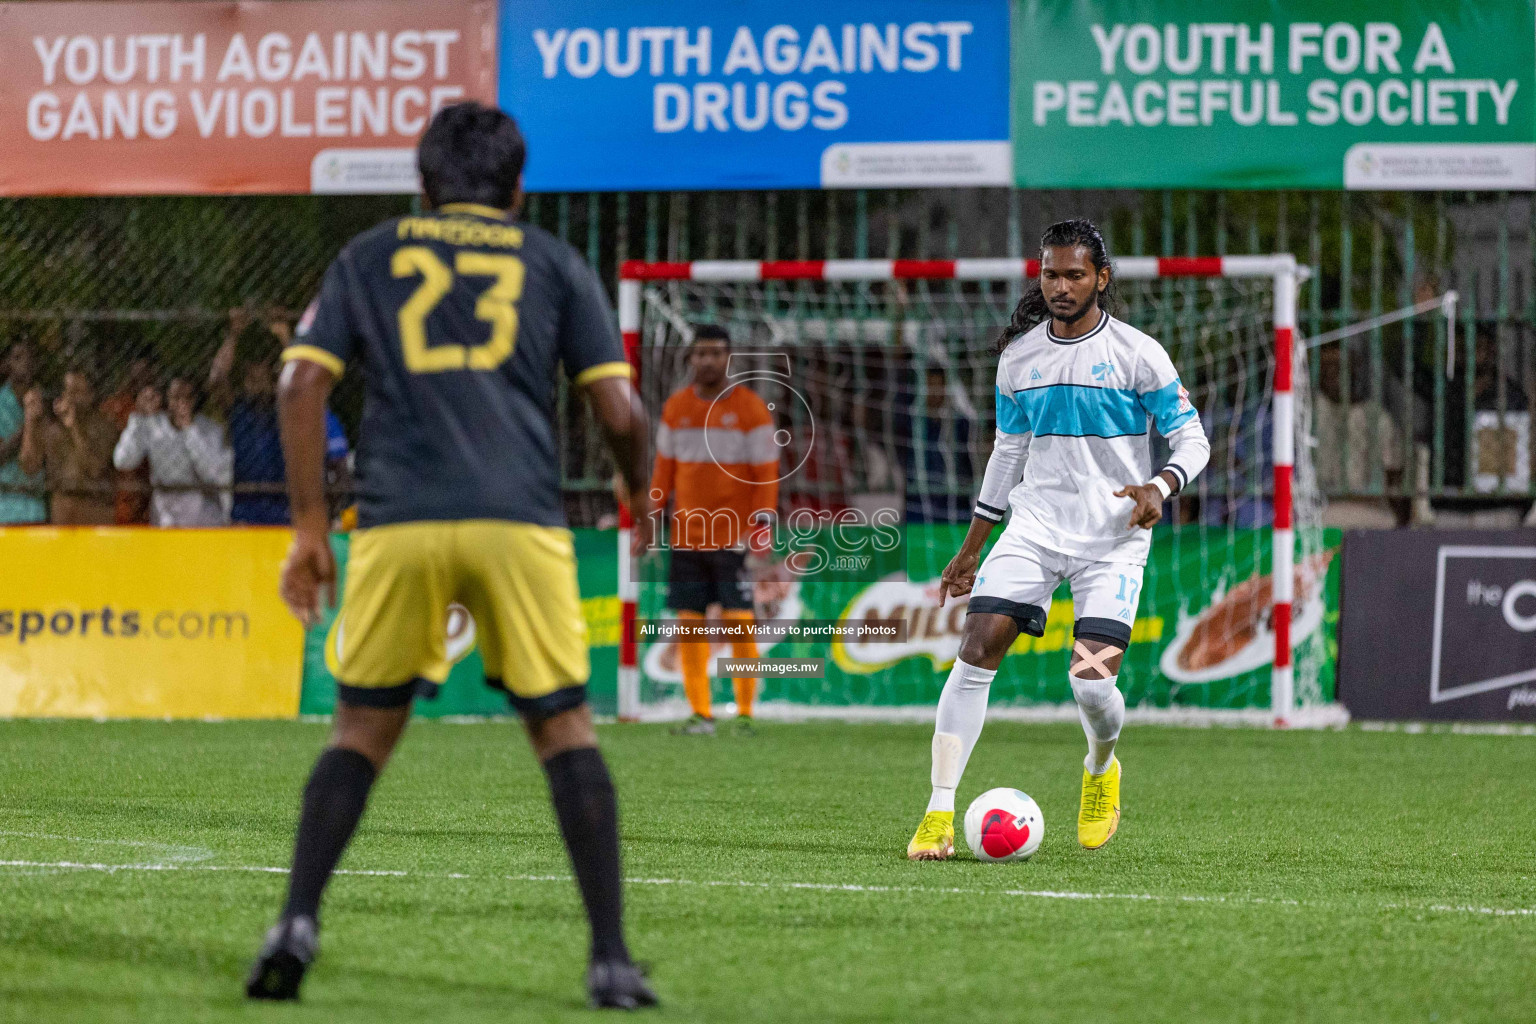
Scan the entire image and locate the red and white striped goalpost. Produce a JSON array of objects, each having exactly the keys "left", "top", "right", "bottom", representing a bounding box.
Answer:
[{"left": 616, "top": 254, "right": 1303, "bottom": 727}]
